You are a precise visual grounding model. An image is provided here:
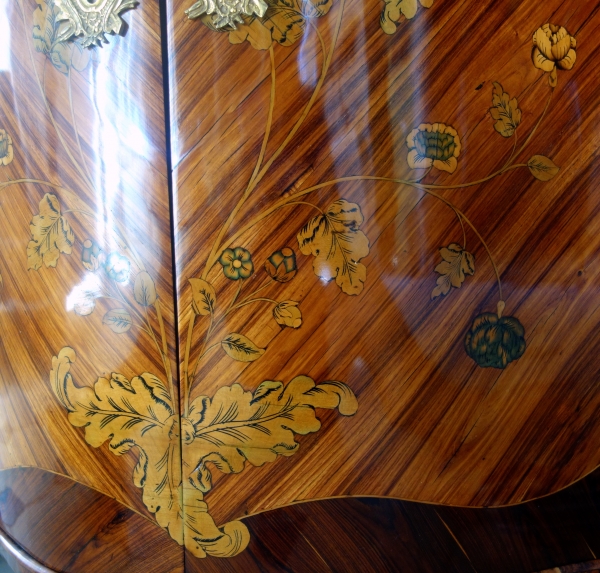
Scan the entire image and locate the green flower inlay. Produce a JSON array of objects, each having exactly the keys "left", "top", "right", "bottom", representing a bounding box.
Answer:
[
  {"left": 465, "top": 313, "right": 526, "bottom": 369},
  {"left": 219, "top": 247, "right": 254, "bottom": 280}
]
